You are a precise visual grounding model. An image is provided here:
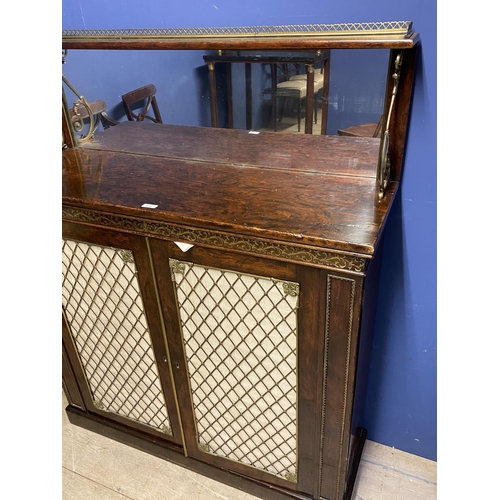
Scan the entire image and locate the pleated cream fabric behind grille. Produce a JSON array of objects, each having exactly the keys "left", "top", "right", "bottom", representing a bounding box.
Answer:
[
  {"left": 62, "top": 239, "right": 172, "bottom": 435},
  {"left": 170, "top": 259, "right": 298, "bottom": 481}
]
